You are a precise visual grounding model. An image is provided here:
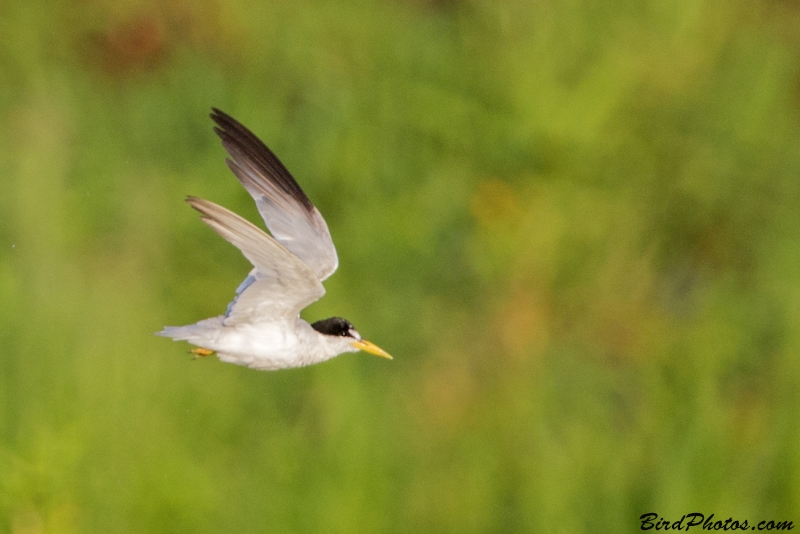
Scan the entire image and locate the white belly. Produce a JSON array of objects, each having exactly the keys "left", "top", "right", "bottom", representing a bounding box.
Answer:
[{"left": 203, "top": 320, "right": 331, "bottom": 370}]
